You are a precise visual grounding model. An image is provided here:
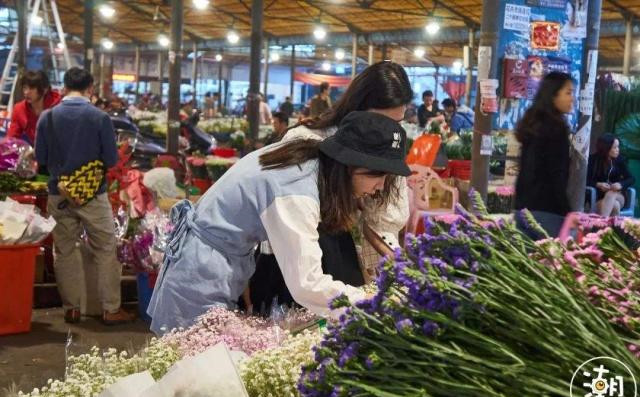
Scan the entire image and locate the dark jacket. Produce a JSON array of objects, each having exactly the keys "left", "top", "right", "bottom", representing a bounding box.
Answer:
[
  {"left": 587, "top": 154, "right": 635, "bottom": 201},
  {"left": 35, "top": 97, "right": 118, "bottom": 195},
  {"left": 515, "top": 122, "right": 571, "bottom": 216},
  {"left": 417, "top": 104, "right": 440, "bottom": 128}
]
